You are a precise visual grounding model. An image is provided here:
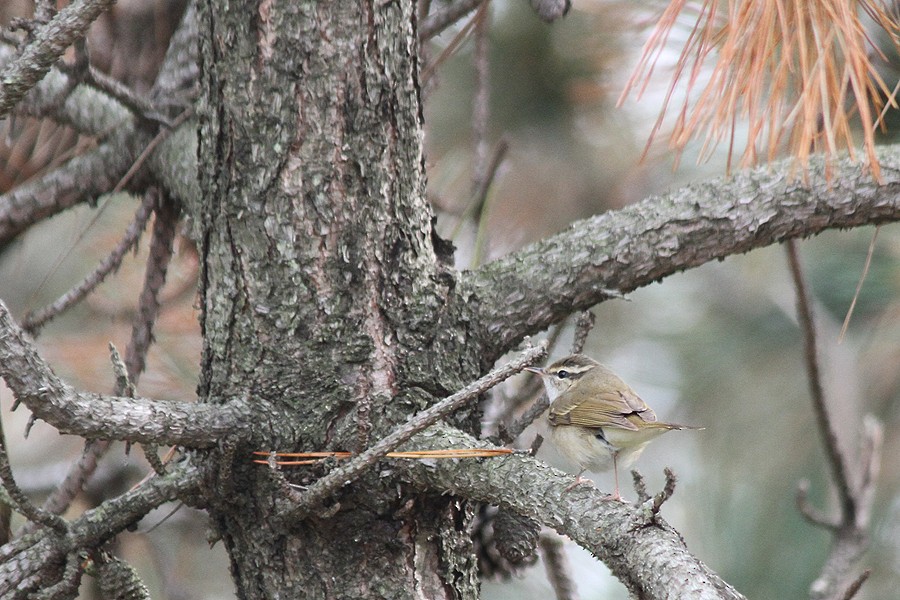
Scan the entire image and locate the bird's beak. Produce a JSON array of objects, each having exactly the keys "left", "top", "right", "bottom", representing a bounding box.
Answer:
[{"left": 523, "top": 366, "right": 544, "bottom": 375}]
